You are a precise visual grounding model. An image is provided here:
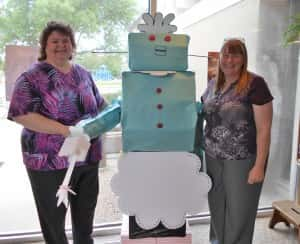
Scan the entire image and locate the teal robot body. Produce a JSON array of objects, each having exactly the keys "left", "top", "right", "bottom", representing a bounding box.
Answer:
[{"left": 122, "top": 71, "right": 196, "bottom": 152}]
